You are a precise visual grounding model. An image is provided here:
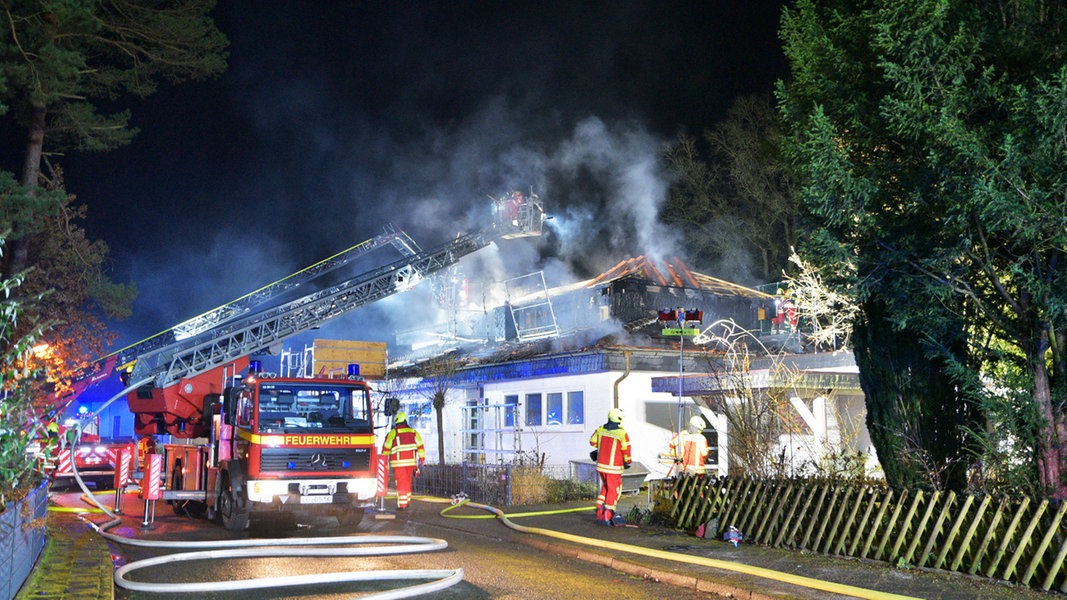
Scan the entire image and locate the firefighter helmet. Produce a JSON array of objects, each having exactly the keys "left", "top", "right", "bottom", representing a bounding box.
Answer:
[
  {"left": 394, "top": 411, "right": 408, "bottom": 424},
  {"left": 608, "top": 408, "right": 624, "bottom": 423},
  {"left": 689, "top": 416, "right": 705, "bottom": 432}
]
